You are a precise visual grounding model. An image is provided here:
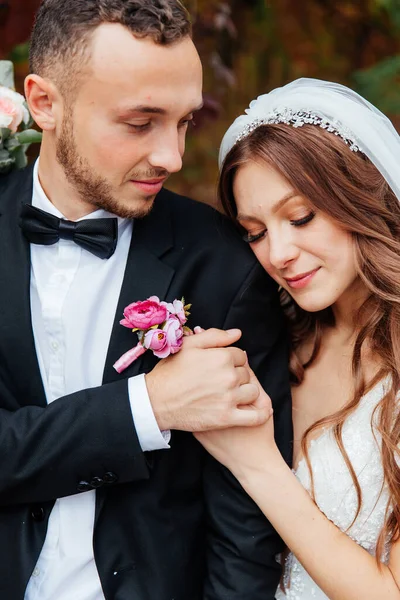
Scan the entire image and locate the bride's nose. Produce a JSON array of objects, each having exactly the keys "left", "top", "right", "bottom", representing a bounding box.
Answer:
[{"left": 268, "top": 229, "right": 299, "bottom": 270}]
